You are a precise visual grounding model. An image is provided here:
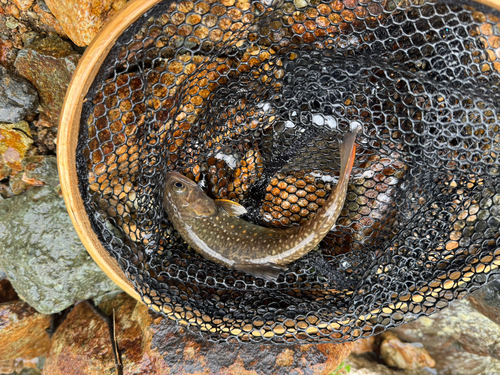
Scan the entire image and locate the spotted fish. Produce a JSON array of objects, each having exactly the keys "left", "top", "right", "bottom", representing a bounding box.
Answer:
[{"left": 163, "top": 132, "right": 357, "bottom": 280}]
